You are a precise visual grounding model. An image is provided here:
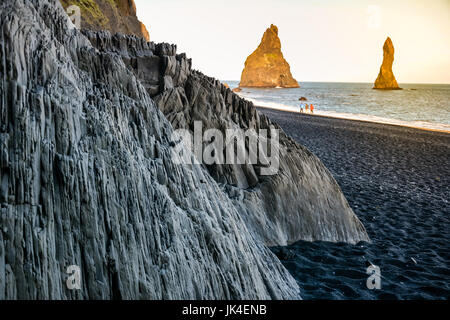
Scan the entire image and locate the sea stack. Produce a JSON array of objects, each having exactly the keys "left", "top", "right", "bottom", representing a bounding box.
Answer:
[
  {"left": 240, "top": 24, "right": 299, "bottom": 88},
  {"left": 373, "top": 37, "right": 401, "bottom": 90},
  {"left": 60, "top": 0, "right": 150, "bottom": 41}
]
